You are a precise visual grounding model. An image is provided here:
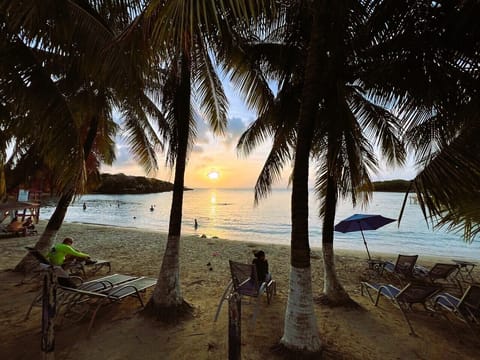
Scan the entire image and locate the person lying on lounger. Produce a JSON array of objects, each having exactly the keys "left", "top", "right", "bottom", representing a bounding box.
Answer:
[{"left": 6, "top": 218, "right": 26, "bottom": 235}]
